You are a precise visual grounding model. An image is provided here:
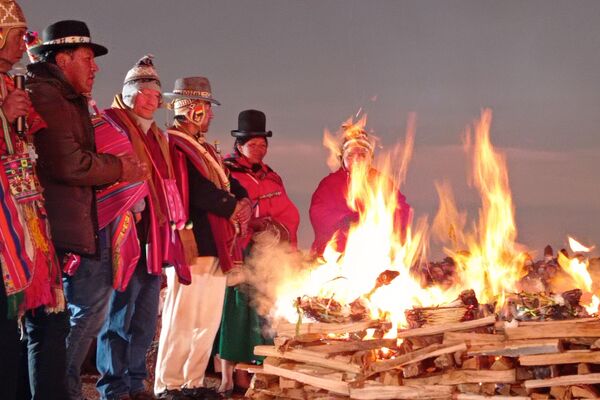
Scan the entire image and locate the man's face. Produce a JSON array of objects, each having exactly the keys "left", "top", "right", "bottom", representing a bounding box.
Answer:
[
  {"left": 343, "top": 146, "right": 372, "bottom": 171},
  {"left": 132, "top": 88, "right": 161, "bottom": 119},
  {"left": 58, "top": 47, "right": 98, "bottom": 94},
  {"left": 0, "top": 28, "right": 26, "bottom": 68},
  {"left": 188, "top": 101, "right": 213, "bottom": 133}
]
